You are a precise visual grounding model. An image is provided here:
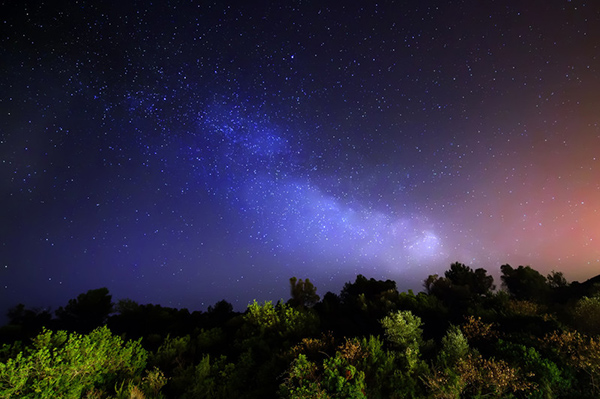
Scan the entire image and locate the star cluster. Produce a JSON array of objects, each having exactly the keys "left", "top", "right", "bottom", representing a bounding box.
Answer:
[{"left": 1, "top": 0, "right": 599, "bottom": 311}]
